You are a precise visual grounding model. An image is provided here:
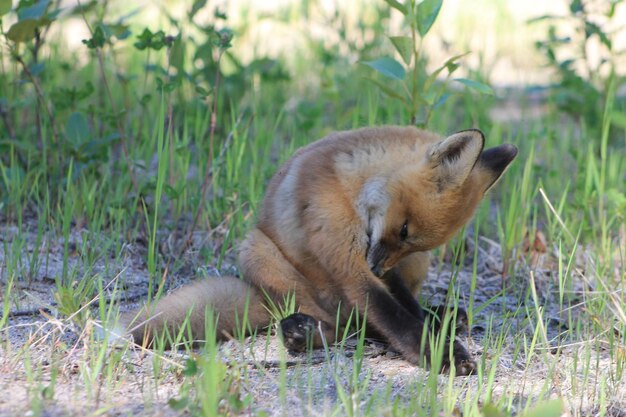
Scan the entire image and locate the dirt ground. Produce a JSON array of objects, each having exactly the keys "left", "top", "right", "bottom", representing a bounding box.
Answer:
[{"left": 0, "top": 218, "right": 624, "bottom": 416}]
